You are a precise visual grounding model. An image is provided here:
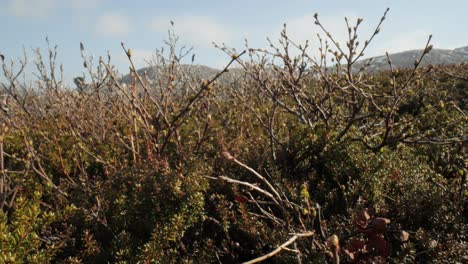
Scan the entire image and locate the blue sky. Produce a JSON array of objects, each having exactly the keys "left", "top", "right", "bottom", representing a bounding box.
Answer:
[{"left": 1, "top": 0, "right": 467, "bottom": 82}]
